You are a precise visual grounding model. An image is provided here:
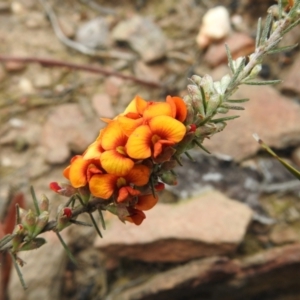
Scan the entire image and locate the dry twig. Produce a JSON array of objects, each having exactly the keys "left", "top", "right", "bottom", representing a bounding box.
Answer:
[{"left": 0, "top": 55, "right": 163, "bottom": 88}]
